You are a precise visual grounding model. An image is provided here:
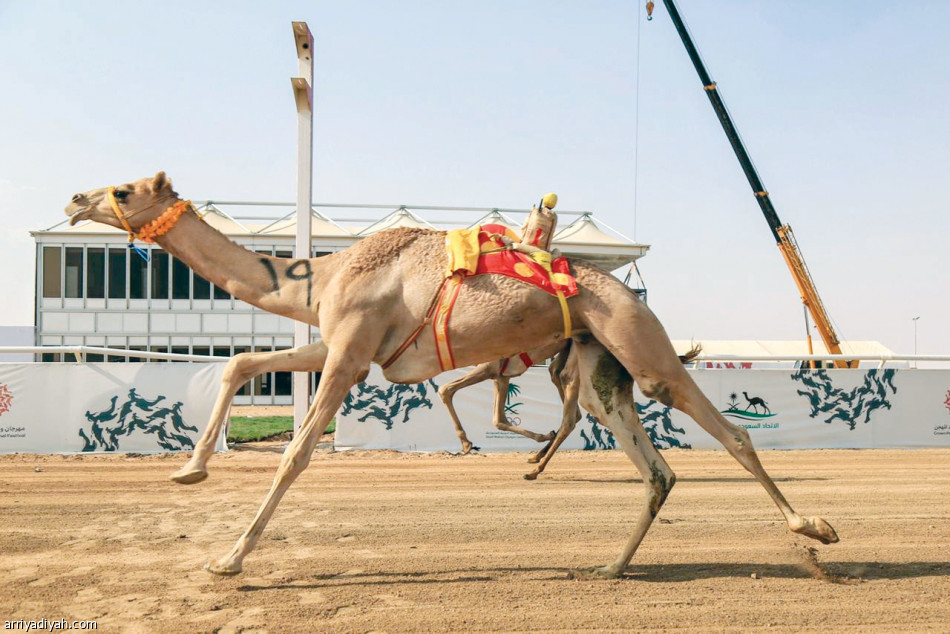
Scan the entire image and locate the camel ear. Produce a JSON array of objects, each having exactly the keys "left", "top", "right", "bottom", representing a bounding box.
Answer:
[{"left": 150, "top": 171, "right": 171, "bottom": 193}]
